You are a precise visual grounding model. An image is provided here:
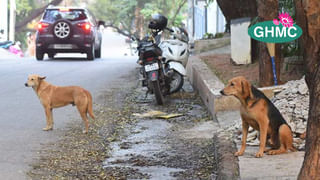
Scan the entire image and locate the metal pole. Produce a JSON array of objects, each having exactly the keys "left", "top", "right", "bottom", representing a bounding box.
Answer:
[{"left": 9, "top": 0, "right": 16, "bottom": 42}]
